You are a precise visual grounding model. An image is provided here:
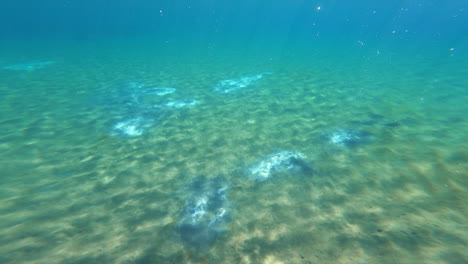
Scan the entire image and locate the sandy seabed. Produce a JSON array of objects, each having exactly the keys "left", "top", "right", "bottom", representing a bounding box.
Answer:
[{"left": 0, "top": 43, "right": 466, "bottom": 264}]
